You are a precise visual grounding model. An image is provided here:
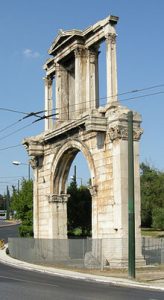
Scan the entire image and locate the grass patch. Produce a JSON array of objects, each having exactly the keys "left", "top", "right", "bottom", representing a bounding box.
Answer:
[{"left": 141, "top": 228, "right": 164, "bottom": 238}]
